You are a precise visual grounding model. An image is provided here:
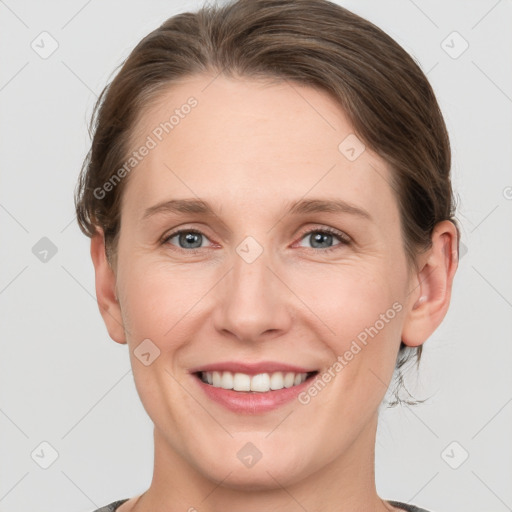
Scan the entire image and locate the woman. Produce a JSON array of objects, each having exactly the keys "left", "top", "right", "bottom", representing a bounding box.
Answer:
[{"left": 75, "top": 0, "right": 460, "bottom": 510}]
